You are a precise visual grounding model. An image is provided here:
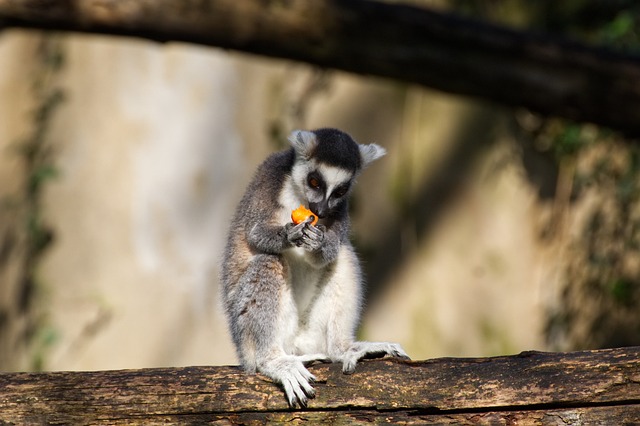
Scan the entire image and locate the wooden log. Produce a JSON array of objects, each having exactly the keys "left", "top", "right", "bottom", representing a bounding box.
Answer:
[
  {"left": 1, "top": 0, "right": 640, "bottom": 136},
  {"left": 0, "top": 346, "right": 639, "bottom": 424}
]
